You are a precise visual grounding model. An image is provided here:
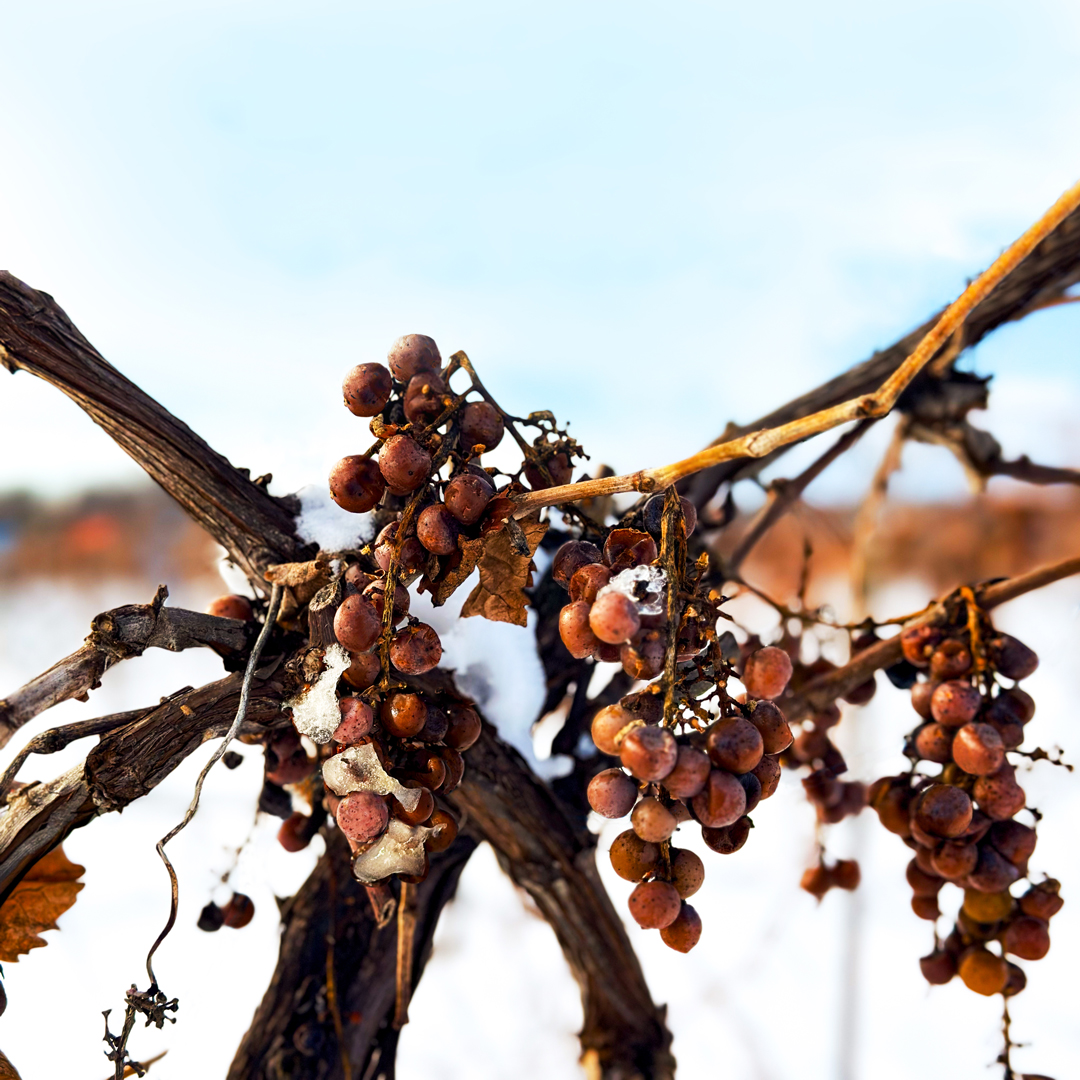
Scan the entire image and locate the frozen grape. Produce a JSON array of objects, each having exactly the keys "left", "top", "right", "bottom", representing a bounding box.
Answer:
[
  {"left": 930, "top": 680, "right": 981, "bottom": 727},
  {"left": 373, "top": 521, "right": 428, "bottom": 576},
  {"left": 426, "top": 808, "right": 459, "bottom": 852},
  {"left": 609, "top": 829, "right": 661, "bottom": 881},
  {"left": 393, "top": 785, "right": 435, "bottom": 826},
  {"left": 587, "top": 768, "right": 638, "bottom": 818},
  {"left": 416, "top": 503, "right": 460, "bottom": 556},
  {"left": 631, "top": 797, "right": 677, "bottom": 842},
  {"left": 569, "top": 563, "right": 612, "bottom": 604},
  {"left": 988, "top": 686, "right": 1035, "bottom": 725},
  {"left": 591, "top": 705, "right": 637, "bottom": 755},
  {"left": 911, "top": 895, "right": 941, "bottom": 921},
  {"left": 344, "top": 564, "right": 376, "bottom": 592},
  {"left": 957, "top": 947, "right": 1008, "bottom": 995},
  {"left": 336, "top": 790, "right": 390, "bottom": 843},
  {"left": 362, "top": 580, "right": 411, "bottom": 624},
  {"left": 589, "top": 592, "right": 641, "bottom": 645},
  {"left": 602, "top": 529, "right": 658, "bottom": 571},
  {"left": 620, "top": 631, "right": 665, "bottom": 680},
  {"left": 403, "top": 372, "right": 448, "bottom": 425},
  {"left": 380, "top": 693, "right": 429, "bottom": 738},
  {"left": 951, "top": 722, "right": 1005, "bottom": 776},
  {"left": 387, "top": 334, "right": 440, "bottom": 382},
  {"left": 343, "top": 363, "right": 393, "bottom": 417},
  {"left": 1019, "top": 881, "right": 1063, "bottom": 921},
  {"left": 741, "top": 646, "right": 793, "bottom": 700},
  {"left": 990, "top": 634, "right": 1039, "bottom": 680},
  {"left": 915, "top": 783, "right": 973, "bottom": 839},
  {"left": 266, "top": 730, "right": 314, "bottom": 786},
  {"left": 198, "top": 901, "right": 225, "bottom": 933},
  {"left": 334, "top": 594, "right": 381, "bottom": 654},
  {"left": 914, "top": 722, "right": 953, "bottom": 764},
  {"left": 445, "top": 705, "right": 482, "bottom": 751},
  {"left": 390, "top": 623, "right": 443, "bottom": 674},
  {"left": 900, "top": 626, "right": 943, "bottom": 668},
  {"left": 705, "top": 717, "right": 764, "bottom": 774},
  {"left": 419, "top": 705, "right": 449, "bottom": 743},
  {"left": 278, "top": 812, "right": 314, "bottom": 853},
  {"left": 334, "top": 698, "right": 375, "bottom": 744},
  {"left": 222, "top": 893, "right": 255, "bottom": 929},
  {"left": 751, "top": 754, "right": 781, "bottom": 799},
  {"left": 930, "top": 841, "right": 978, "bottom": 880},
  {"left": 642, "top": 494, "right": 697, "bottom": 538},
  {"left": 746, "top": 700, "right": 792, "bottom": 755},
  {"left": 973, "top": 765, "right": 1026, "bottom": 821},
  {"left": 919, "top": 949, "right": 956, "bottom": 985},
  {"left": 329, "top": 455, "right": 386, "bottom": 513},
  {"left": 524, "top": 452, "right": 572, "bottom": 489},
  {"left": 692, "top": 769, "right": 747, "bottom": 828},
  {"left": 961, "top": 887, "right": 1013, "bottom": 924},
  {"left": 662, "top": 745, "right": 711, "bottom": 799},
  {"left": 988, "top": 820, "right": 1037, "bottom": 871},
  {"left": 660, "top": 903, "right": 702, "bottom": 952},
  {"left": 342, "top": 651, "right": 381, "bottom": 690},
  {"left": 459, "top": 401, "right": 505, "bottom": 452},
  {"left": 619, "top": 725, "right": 678, "bottom": 781},
  {"left": 627, "top": 880, "right": 682, "bottom": 929},
  {"left": 207, "top": 594, "right": 254, "bottom": 621},
  {"left": 967, "top": 845, "right": 1020, "bottom": 893},
  {"left": 443, "top": 472, "right": 494, "bottom": 525},
  {"left": 701, "top": 816, "right": 752, "bottom": 854},
  {"left": 910, "top": 680, "right": 936, "bottom": 719},
  {"left": 560, "top": 601, "right": 601, "bottom": 659},
  {"left": 906, "top": 859, "right": 945, "bottom": 897},
  {"left": 670, "top": 848, "right": 705, "bottom": 898},
  {"left": 929, "top": 640, "right": 972, "bottom": 681},
  {"left": 378, "top": 435, "right": 432, "bottom": 493}
]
